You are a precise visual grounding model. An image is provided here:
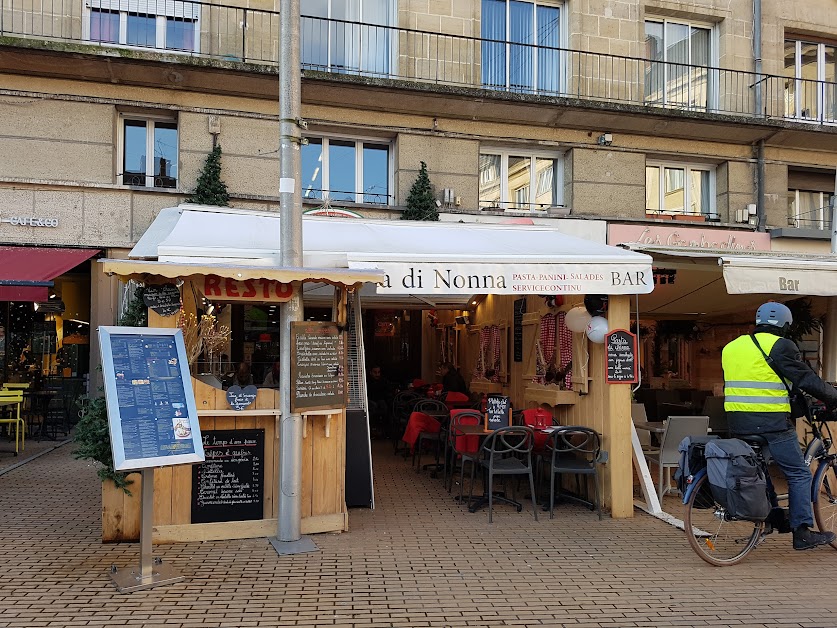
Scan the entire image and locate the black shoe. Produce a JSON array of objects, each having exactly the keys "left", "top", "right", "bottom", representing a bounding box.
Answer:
[{"left": 792, "top": 525, "right": 836, "bottom": 550}]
